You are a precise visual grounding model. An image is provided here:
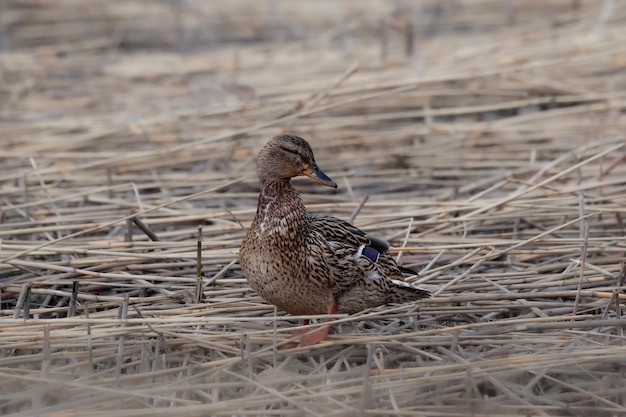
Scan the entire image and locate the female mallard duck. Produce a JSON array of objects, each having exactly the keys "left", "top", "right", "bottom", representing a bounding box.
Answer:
[{"left": 239, "top": 134, "right": 430, "bottom": 347}]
